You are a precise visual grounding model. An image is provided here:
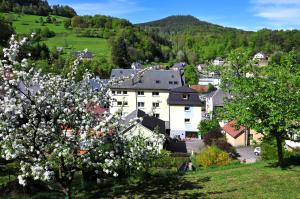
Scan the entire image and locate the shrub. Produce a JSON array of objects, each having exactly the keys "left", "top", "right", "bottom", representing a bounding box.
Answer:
[
  {"left": 198, "top": 119, "right": 220, "bottom": 138},
  {"left": 195, "top": 146, "right": 230, "bottom": 168},
  {"left": 203, "top": 129, "right": 224, "bottom": 146}
]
